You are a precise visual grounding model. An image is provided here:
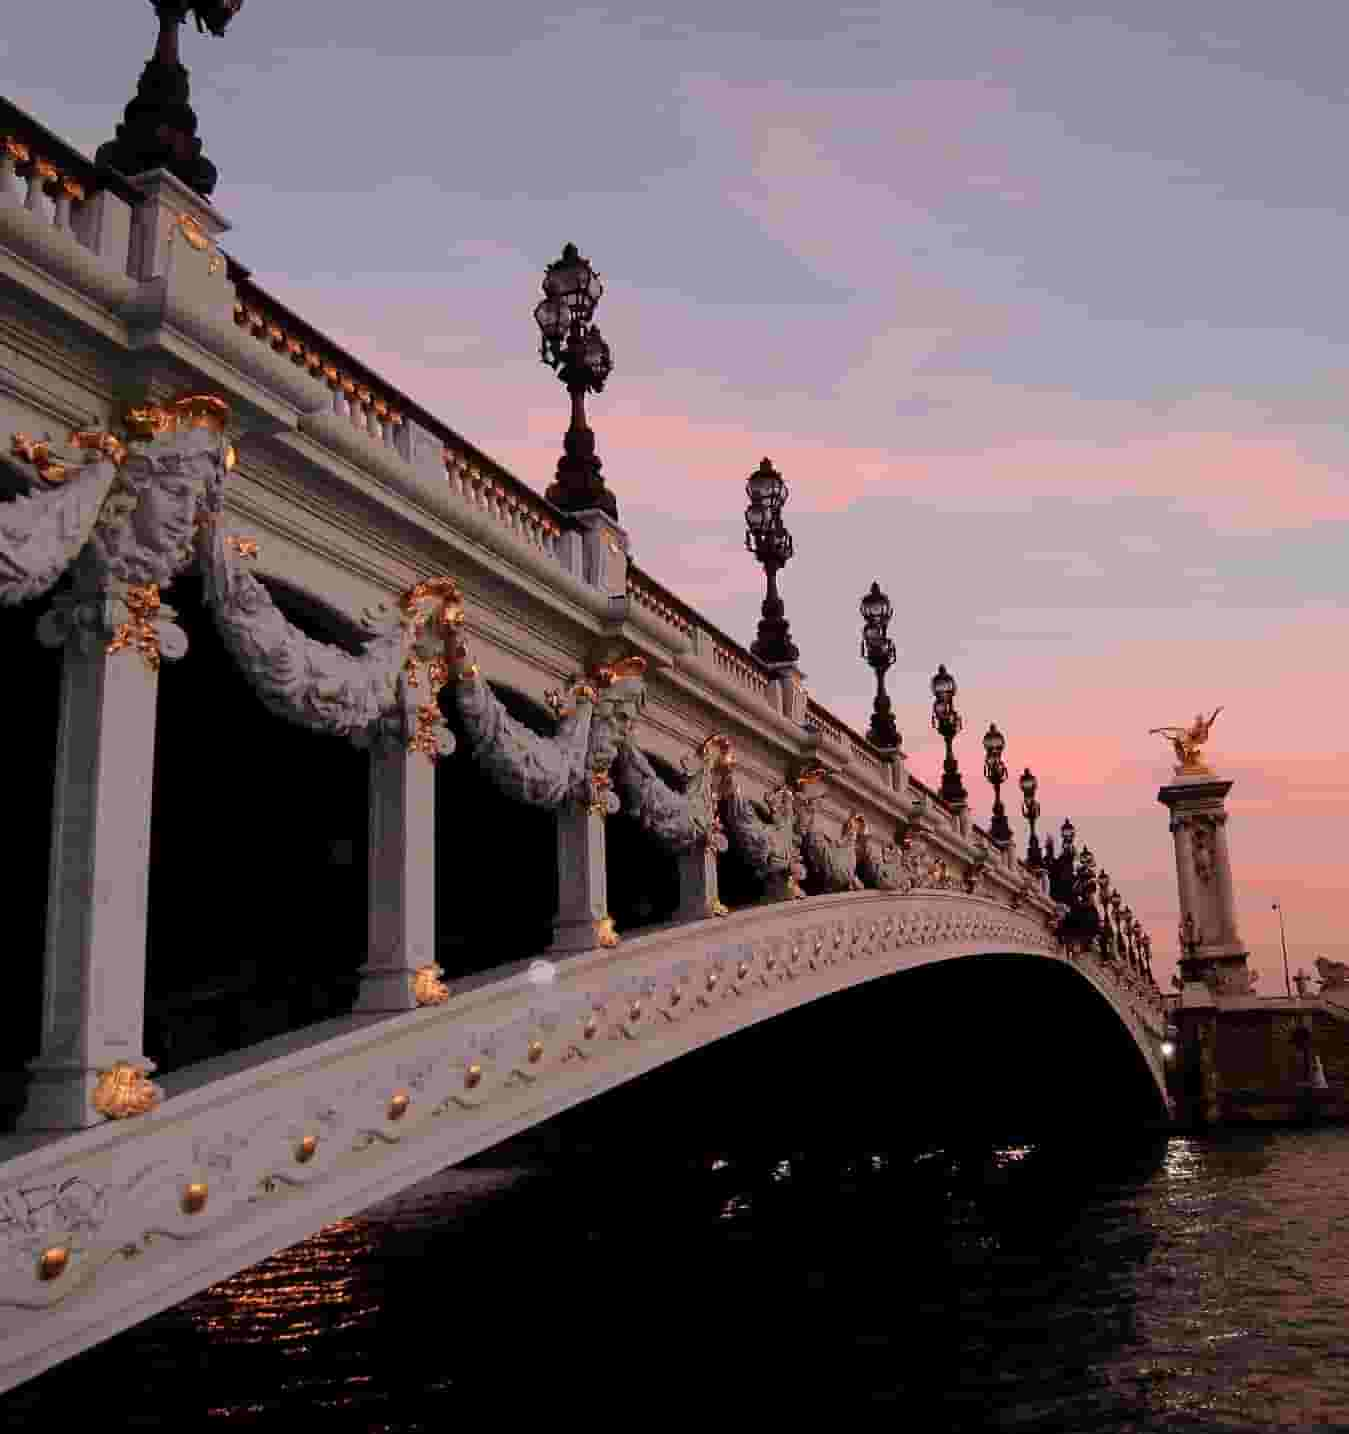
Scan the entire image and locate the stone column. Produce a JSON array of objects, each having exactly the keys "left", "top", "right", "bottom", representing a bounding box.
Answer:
[
  {"left": 549, "top": 803, "right": 614, "bottom": 954},
  {"left": 354, "top": 738, "right": 437, "bottom": 1012},
  {"left": 675, "top": 844, "right": 722, "bottom": 922},
  {"left": 19, "top": 591, "right": 185, "bottom": 1129},
  {"left": 1158, "top": 773, "right": 1250, "bottom": 994}
]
